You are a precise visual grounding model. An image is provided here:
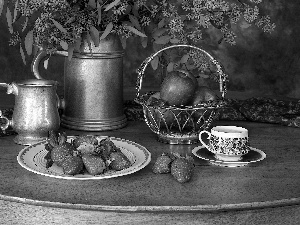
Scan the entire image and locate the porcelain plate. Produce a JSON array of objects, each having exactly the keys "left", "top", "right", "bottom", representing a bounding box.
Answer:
[{"left": 17, "top": 136, "right": 151, "bottom": 180}]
